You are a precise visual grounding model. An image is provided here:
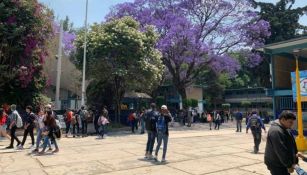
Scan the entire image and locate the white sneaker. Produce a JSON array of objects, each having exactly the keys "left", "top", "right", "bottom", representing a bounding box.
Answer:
[
  {"left": 161, "top": 158, "right": 166, "bottom": 163},
  {"left": 17, "top": 145, "right": 24, "bottom": 150},
  {"left": 153, "top": 155, "right": 158, "bottom": 162}
]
